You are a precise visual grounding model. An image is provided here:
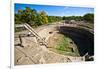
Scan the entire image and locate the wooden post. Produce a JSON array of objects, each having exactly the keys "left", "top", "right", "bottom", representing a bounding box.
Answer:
[{"left": 19, "top": 35, "right": 24, "bottom": 47}]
